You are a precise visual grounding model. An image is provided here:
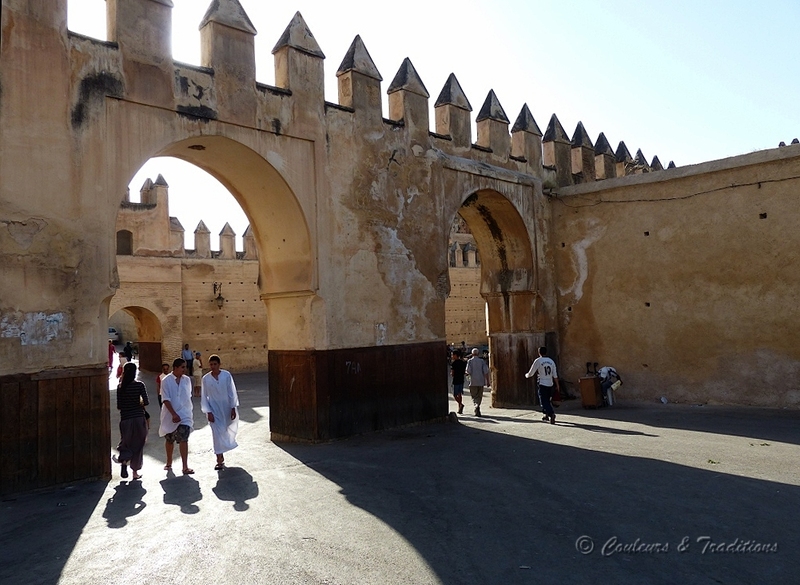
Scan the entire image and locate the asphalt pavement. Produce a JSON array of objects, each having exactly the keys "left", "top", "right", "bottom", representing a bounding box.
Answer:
[{"left": 1, "top": 370, "right": 798, "bottom": 585}]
